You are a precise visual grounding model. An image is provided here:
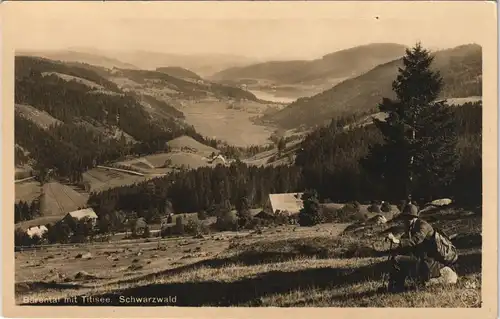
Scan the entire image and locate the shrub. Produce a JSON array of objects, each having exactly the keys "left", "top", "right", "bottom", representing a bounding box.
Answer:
[
  {"left": 215, "top": 211, "right": 238, "bottom": 231},
  {"left": 368, "top": 204, "right": 381, "bottom": 214},
  {"left": 175, "top": 216, "right": 185, "bottom": 235},
  {"left": 197, "top": 211, "right": 207, "bottom": 221},
  {"left": 381, "top": 201, "right": 392, "bottom": 213},
  {"left": 199, "top": 222, "right": 211, "bottom": 235},
  {"left": 142, "top": 225, "right": 151, "bottom": 238},
  {"left": 322, "top": 206, "right": 339, "bottom": 223},
  {"left": 343, "top": 202, "right": 360, "bottom": 214},
  {"left": 184, "top": 218, "right": 201, "bottom": 236},
  {"left": 298, "top": 190, "right": 324, "bottom": 226}
]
